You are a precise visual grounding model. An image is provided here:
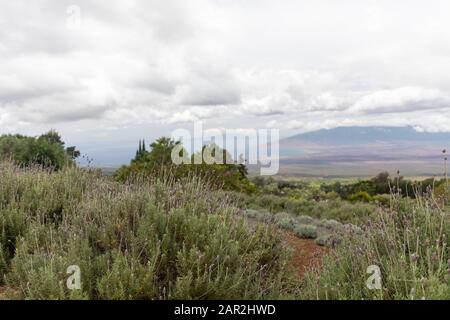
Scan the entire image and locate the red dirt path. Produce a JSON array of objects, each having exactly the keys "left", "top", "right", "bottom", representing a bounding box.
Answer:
[{"left": 282, "top": 232, "right": 329, "bottom": 278}]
